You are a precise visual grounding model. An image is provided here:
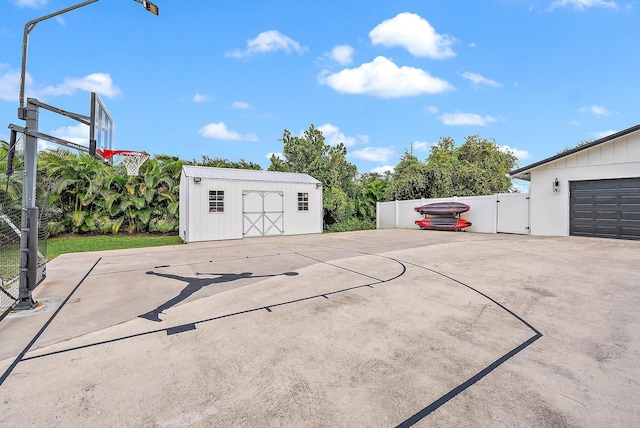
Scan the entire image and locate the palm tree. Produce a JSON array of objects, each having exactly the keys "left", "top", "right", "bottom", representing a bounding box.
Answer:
[
  {"left": 35, "top": 151, "right": 183, "bottom": 236},
  {"left": 39, "top": 150, "right": 110, "bottom": 233}
]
